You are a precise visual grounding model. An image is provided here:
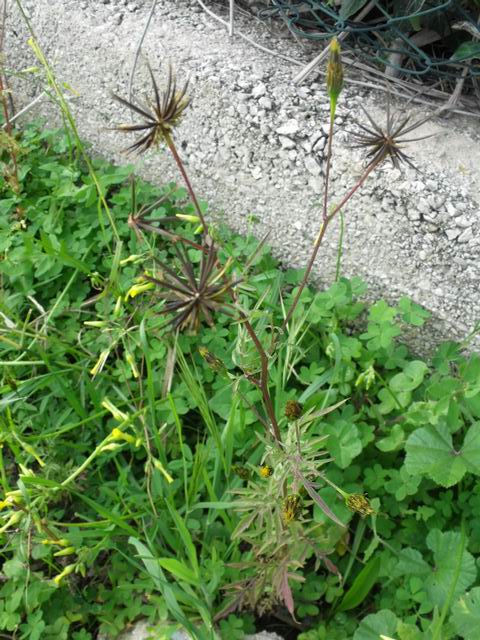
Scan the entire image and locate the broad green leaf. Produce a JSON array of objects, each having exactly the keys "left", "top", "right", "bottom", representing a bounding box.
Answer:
[
  {"left": 339, "top": 0, "right": 370, "bottom": 20},
  {"left": 393, "top": 548, "right": 429, "bottom": 577},
  {"left": 404, "top": 423, "right": 466, "bottom": 487},
  {"left": 405, "top": 423, "right": 480, "bottom": 487},
  {"left": 451, "top": 41, "right": 480, "bottom": 61},
  {"left": 451, "top": 587, "right": 480, "bottom": 639},
  {"left": 461, "top": 422, "right": 480, "bottom": 474},
  {"left": 337, "top": 556, "right": 381, "bottom": 612},
  {"left": 353, "top": 610, "right": 398, "bottom": 640},
  {"left": 425, "top": 529, "right": 476, "bottom": 608}
]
